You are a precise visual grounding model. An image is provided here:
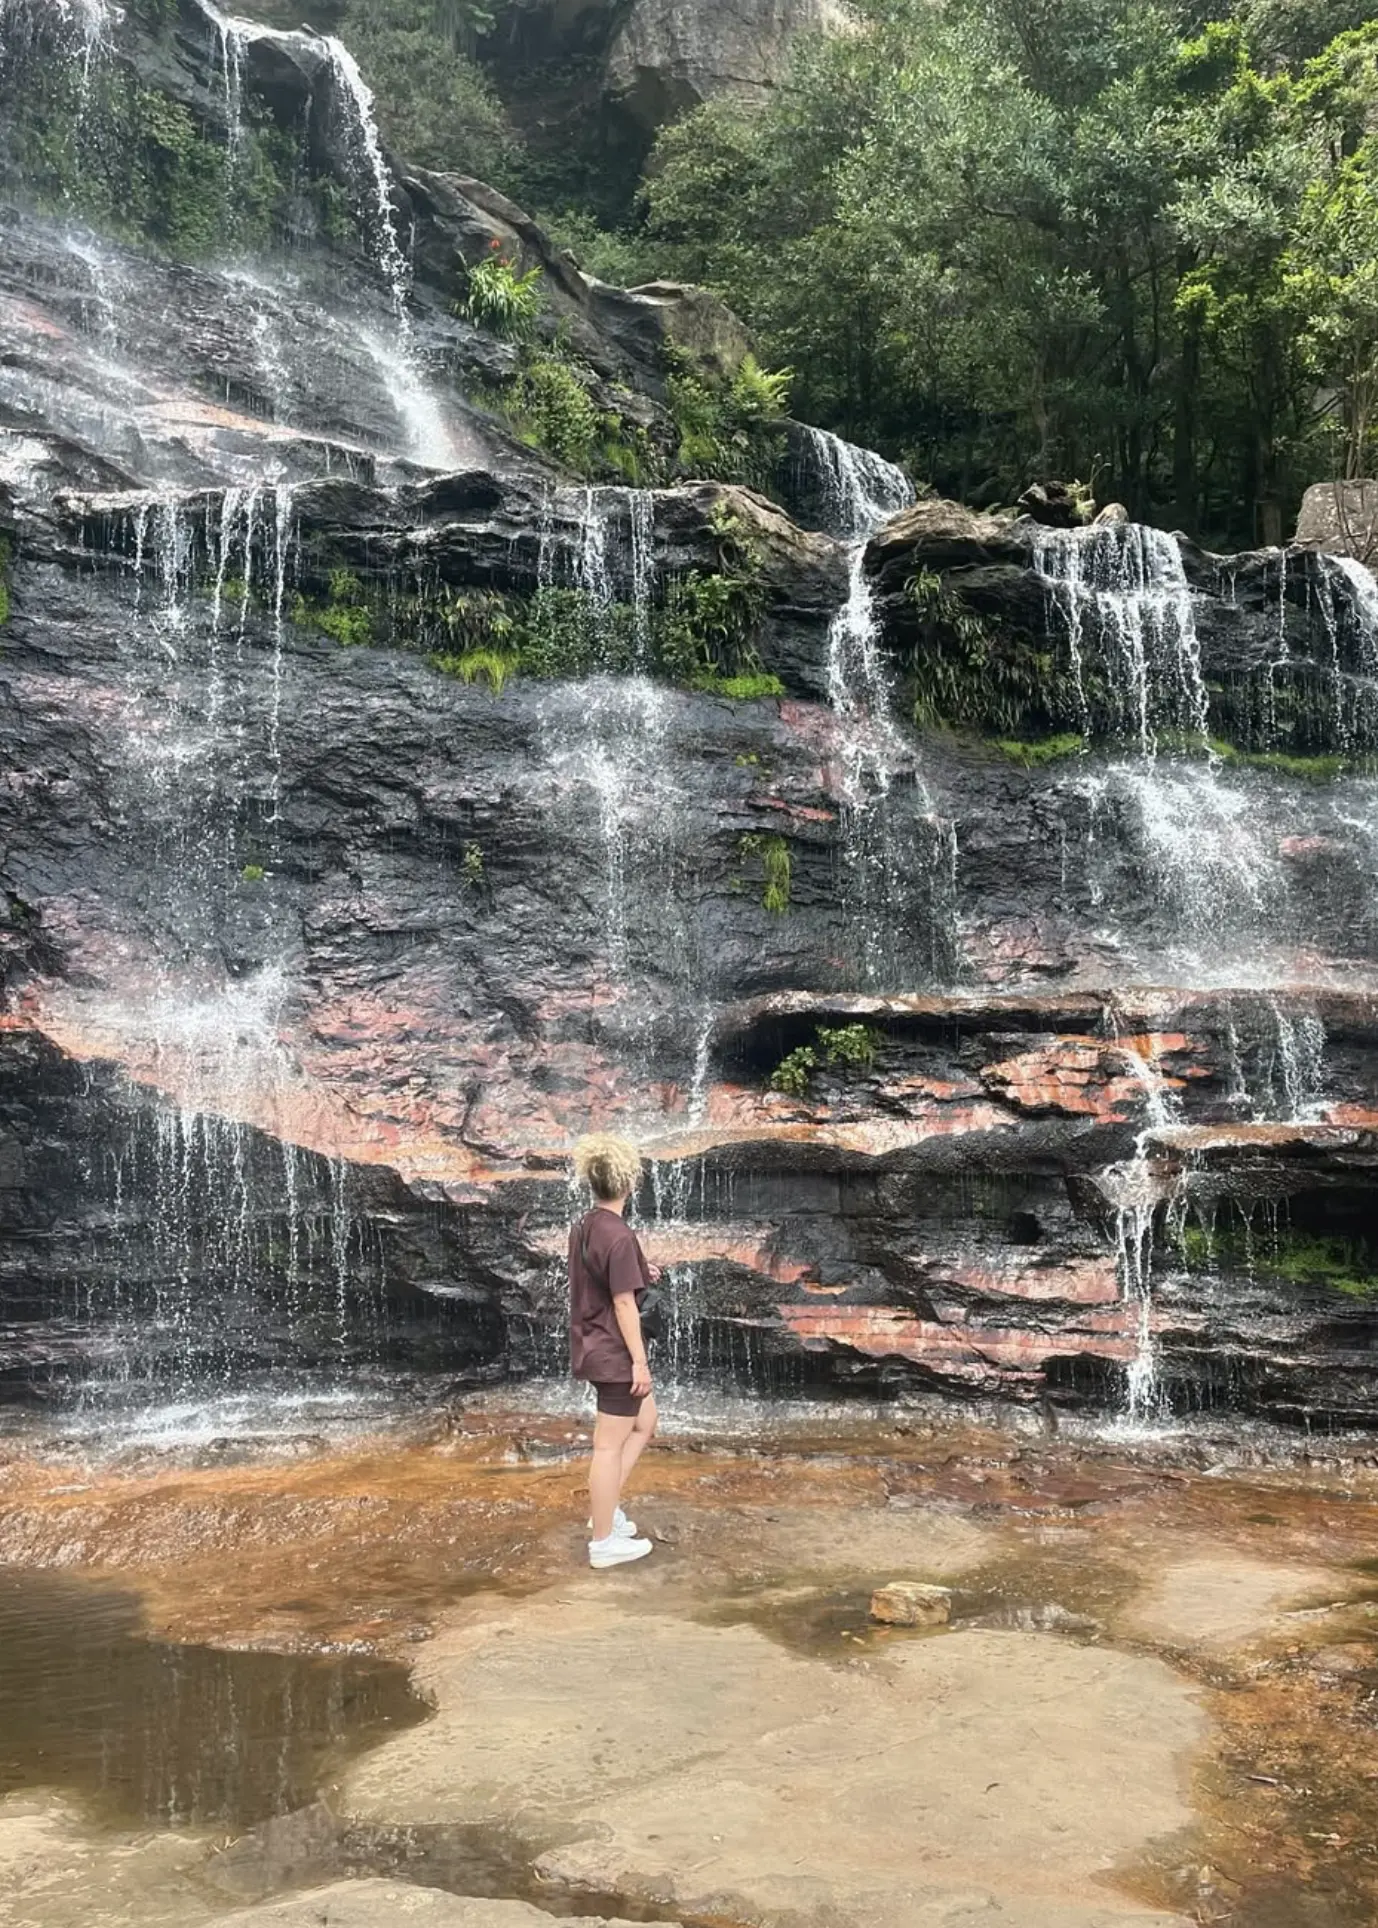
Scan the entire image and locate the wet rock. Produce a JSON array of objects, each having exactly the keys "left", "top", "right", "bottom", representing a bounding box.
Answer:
[
  {"left": 203, "top": 1882, "right": 667, "bottom": 1927},
  {"left": 869, "top": 1580, "right": 952, "bottom": 1626},
  {"left": 342, "top": 1595, "right": 1206, "bottom": 1928},
  {"left": 1016, "top": 480, "right": 1090, "bottom": 528},
  {"left": 1294, "top": 479, "right": 1378, "bottom": 556}
]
